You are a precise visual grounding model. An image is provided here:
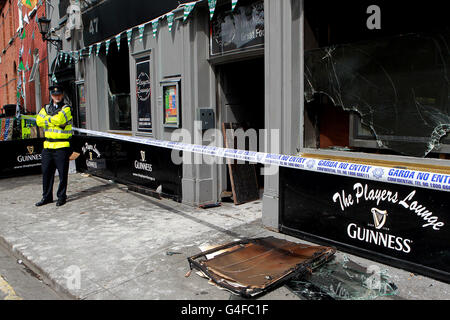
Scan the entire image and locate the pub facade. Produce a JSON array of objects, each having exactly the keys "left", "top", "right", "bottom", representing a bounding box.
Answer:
[{"left": 45, "top": 0, "right": 450, "bottom": 282}]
